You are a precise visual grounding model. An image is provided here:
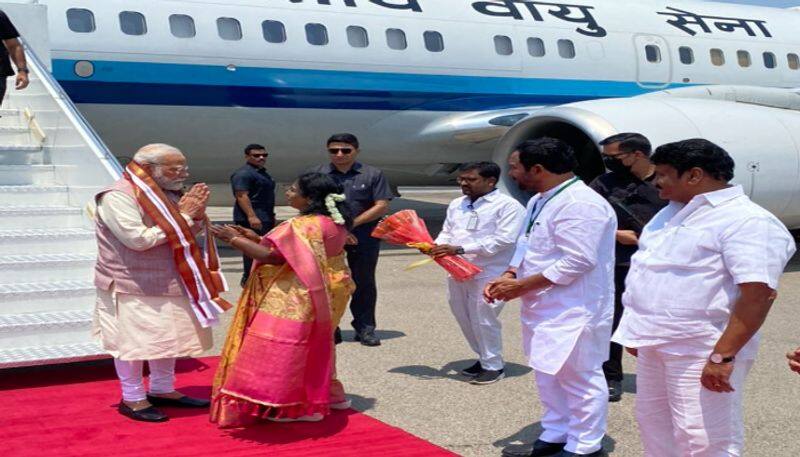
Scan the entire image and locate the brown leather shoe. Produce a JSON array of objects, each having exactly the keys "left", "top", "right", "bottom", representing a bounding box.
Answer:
[{"left": 118, "top": 401, "right": 168, "bottom": 422}]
